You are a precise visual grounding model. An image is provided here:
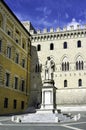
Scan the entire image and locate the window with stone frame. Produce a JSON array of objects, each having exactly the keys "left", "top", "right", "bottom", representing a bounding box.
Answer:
[
  {"left": 5, "top": 72, "right": 10, "bottom": 87},
  {"left": 4, "top": 98, "right": 8, "bottom": 108},
  {"left": 35, "top": 63, "right": 42, "bottom": 73},
  {"left": 62, "top": 57, "right": 69, "bottom": 71},
  {"left": 21, "top": 80, "right": 25, "bottom": 91},
  {"left": 50, "top": 43, "right": 54, "bottom": 50},
  {"left": 37, "top": 44, "right": 41, "bottom": 51},
  {"left": 78, "top": 79, "right": 82, "bottom": 87},
  {"left": 15, "top": 53, "right": 19, "bottom": 64},
  {"left": 7, "top": 46, "right": 11, "bottom": 58},
  {"left": 64, "top": 80, "right": 67, "bottom": 87},
  {"left": 0, "top": 40, "right": 2, "bottom": 52},
  {"left": 63, "top": 42, "right": 67, "bottom": 49},
  {"left": 21, "top": 101, "right": 24, "bottom": 109},
  {"left": 14, "top": 77, "right": 18, "bottom": 89},
  {"left": 77, "top": 40, "right": 81, "bottom": 48},
  {"left": 13, "top": 99, "right": 17, "bottom": 109},
  {"left": 76, "top": 56, "right": 84, "bottom": 70},
  {"left": 22, "top": 59, "right": 25, "bottom": 68}
]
